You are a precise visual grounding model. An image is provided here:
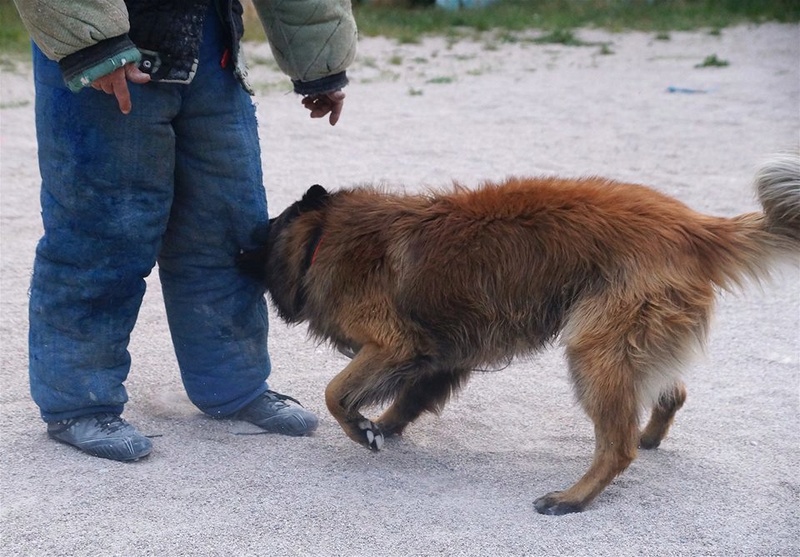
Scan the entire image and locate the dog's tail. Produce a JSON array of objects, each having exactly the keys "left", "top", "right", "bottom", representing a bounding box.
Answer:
[
  {"left": 703, "top": 151, "right": 800, "bottom": 290},
  {"left": 754, "top": 151, "right": 800, "bottom": 244}
]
